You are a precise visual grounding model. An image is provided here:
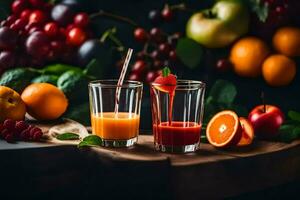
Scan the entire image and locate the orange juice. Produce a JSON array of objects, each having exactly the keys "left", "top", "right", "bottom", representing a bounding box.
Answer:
[{"left": 91, "top": 112, "right": 140, "bottom": 140}]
